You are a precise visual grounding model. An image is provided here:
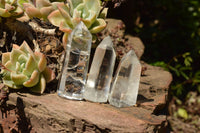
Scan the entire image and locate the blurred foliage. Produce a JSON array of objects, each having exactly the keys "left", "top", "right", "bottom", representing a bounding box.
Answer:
[
  {"left": 107, "top": 0, "right": 200, "bottom": 99},
  {"left": 134, "top": 0, "right": 200, "bottom": 62},
  {"left": 152, "top": 52, "right": 200, "bottom": 99},
  {"left": 108, "top": 0, "right": 200, "bottom": 61}
]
